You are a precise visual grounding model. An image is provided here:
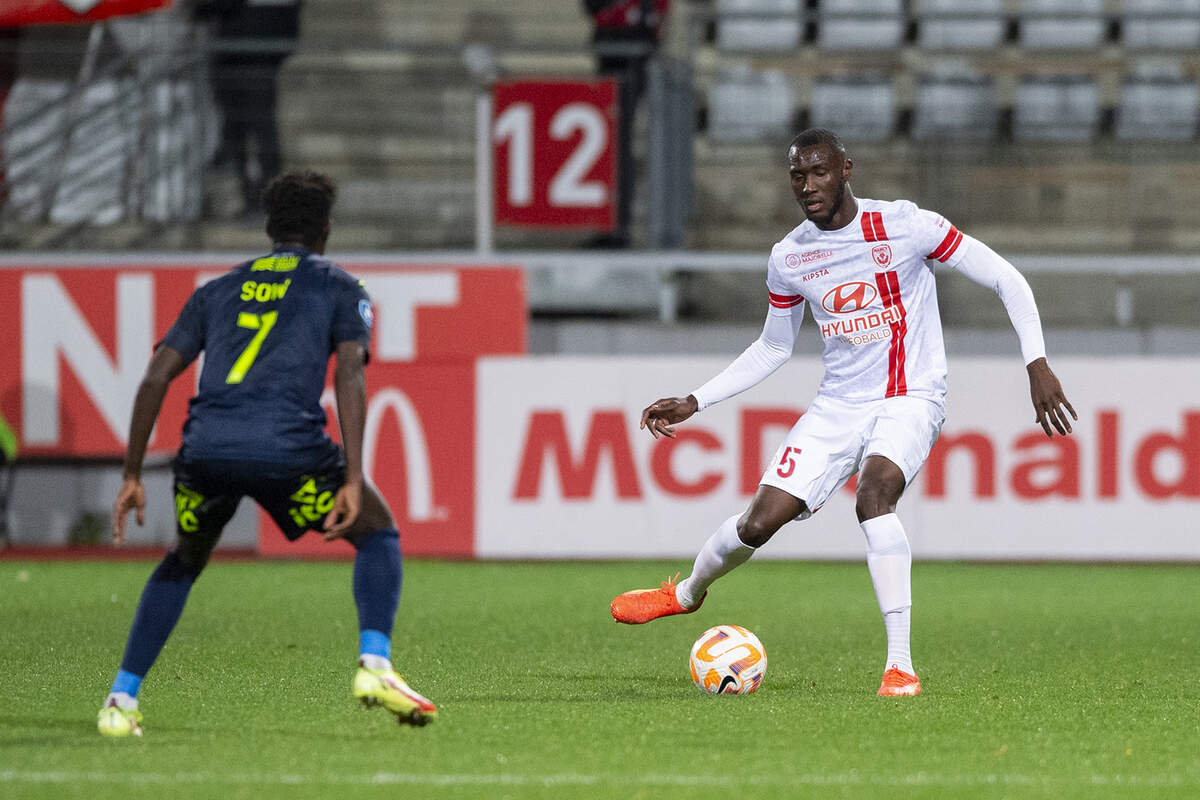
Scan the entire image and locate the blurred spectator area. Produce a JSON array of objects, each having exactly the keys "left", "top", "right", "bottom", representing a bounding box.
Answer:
[
  {"left": 272, "top": 0, "right": 1200, "bottom": 254},
  {"left": 2, "top": 0, "right": 1199, "bottom": 260}
]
